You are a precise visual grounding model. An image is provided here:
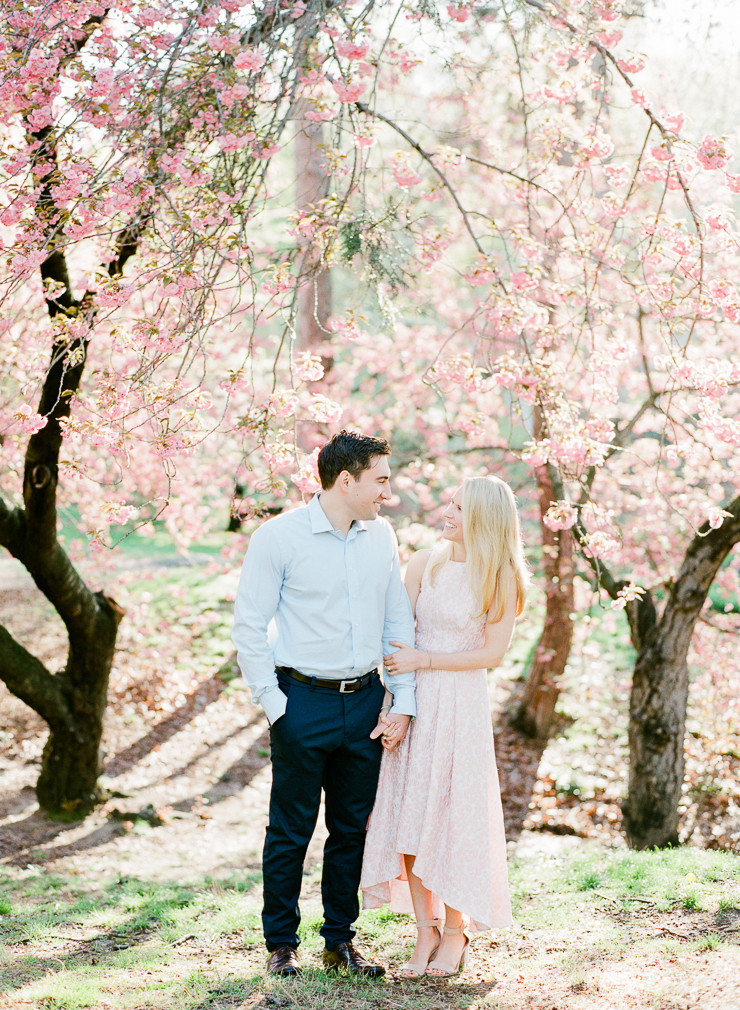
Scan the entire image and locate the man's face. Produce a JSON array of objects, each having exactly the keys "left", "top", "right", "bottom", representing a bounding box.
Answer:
[{"left": 345, "top": 455, "right": 392, "bottom": 521}]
